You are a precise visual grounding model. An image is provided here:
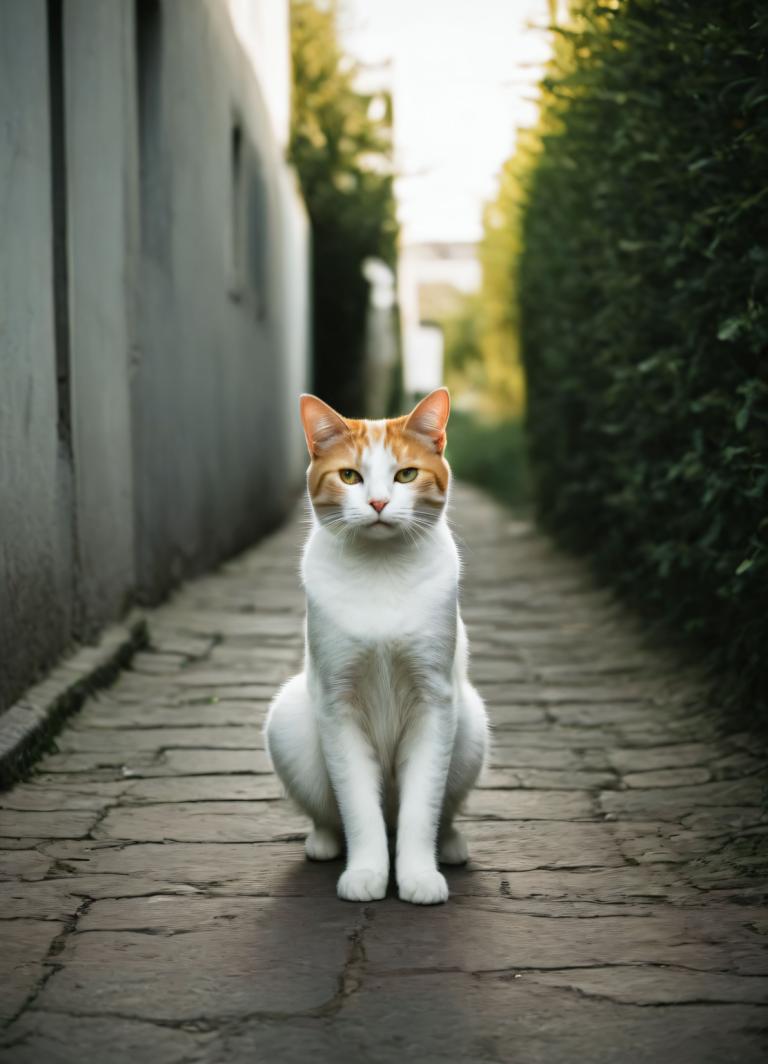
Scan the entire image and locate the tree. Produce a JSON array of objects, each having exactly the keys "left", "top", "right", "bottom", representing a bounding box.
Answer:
[{"left": 289, "top": 0, "right": 398, "bottom": 414}]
